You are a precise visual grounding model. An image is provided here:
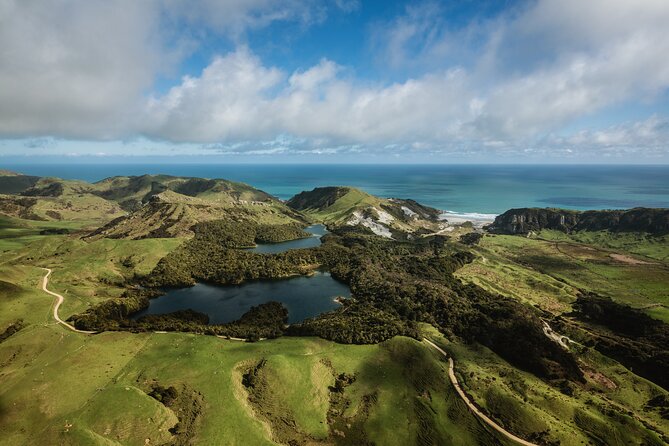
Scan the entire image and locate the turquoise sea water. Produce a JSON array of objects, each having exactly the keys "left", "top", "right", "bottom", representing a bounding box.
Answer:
[{"left": 5, "top": 164, "right": 669, "bottom": 214}]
